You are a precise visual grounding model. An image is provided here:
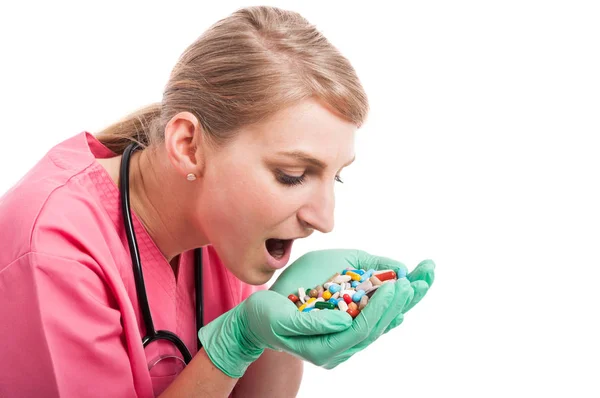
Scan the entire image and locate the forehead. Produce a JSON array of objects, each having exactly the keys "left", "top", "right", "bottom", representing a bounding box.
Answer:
[{"left": 242, "top": 98, "right": 357, "bottom": 160}]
